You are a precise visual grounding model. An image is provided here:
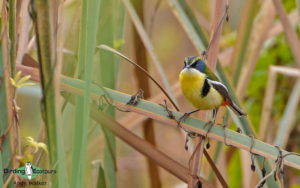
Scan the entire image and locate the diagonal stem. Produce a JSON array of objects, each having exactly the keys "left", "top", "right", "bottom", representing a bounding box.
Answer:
[{"left": 188, "top": 136, "right": 205, "bottom": 188}]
